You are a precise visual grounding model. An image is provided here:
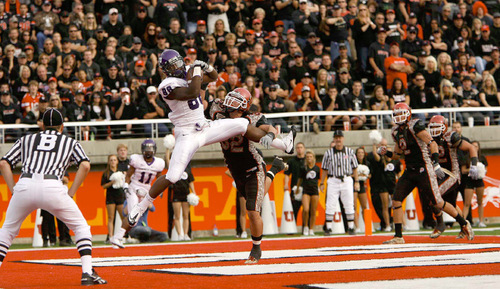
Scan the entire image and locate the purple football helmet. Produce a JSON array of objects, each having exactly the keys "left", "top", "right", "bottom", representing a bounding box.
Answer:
[
  {"left": 141, "top": 139, "right": 157, "bottom": 158},
  {"left": 159, "top": 49, "right": 186, "bottom": 78}
]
